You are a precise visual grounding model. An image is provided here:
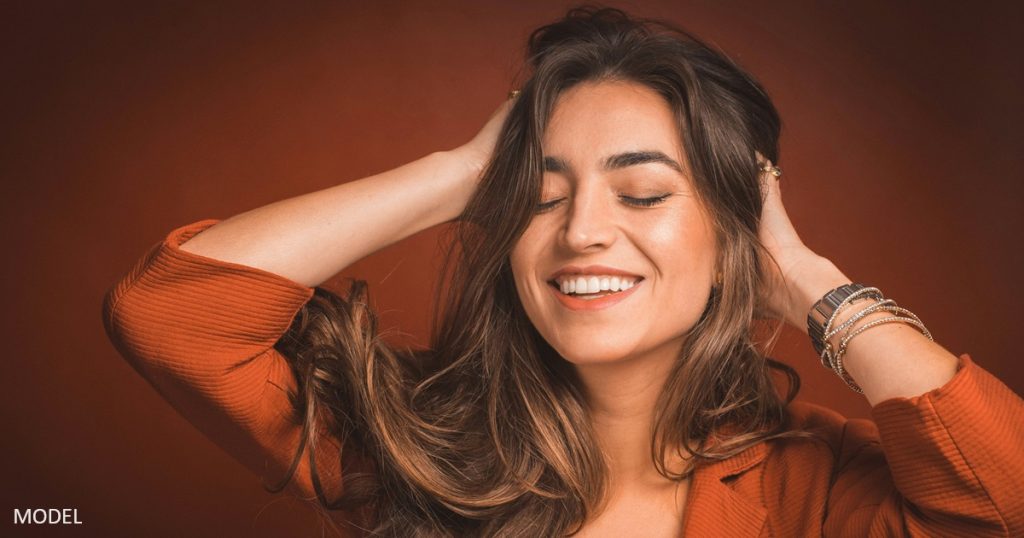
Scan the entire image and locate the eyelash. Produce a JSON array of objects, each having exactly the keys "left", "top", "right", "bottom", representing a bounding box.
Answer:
[{"left": 535, "top": 194, "right": 672, "bottom": 213}]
